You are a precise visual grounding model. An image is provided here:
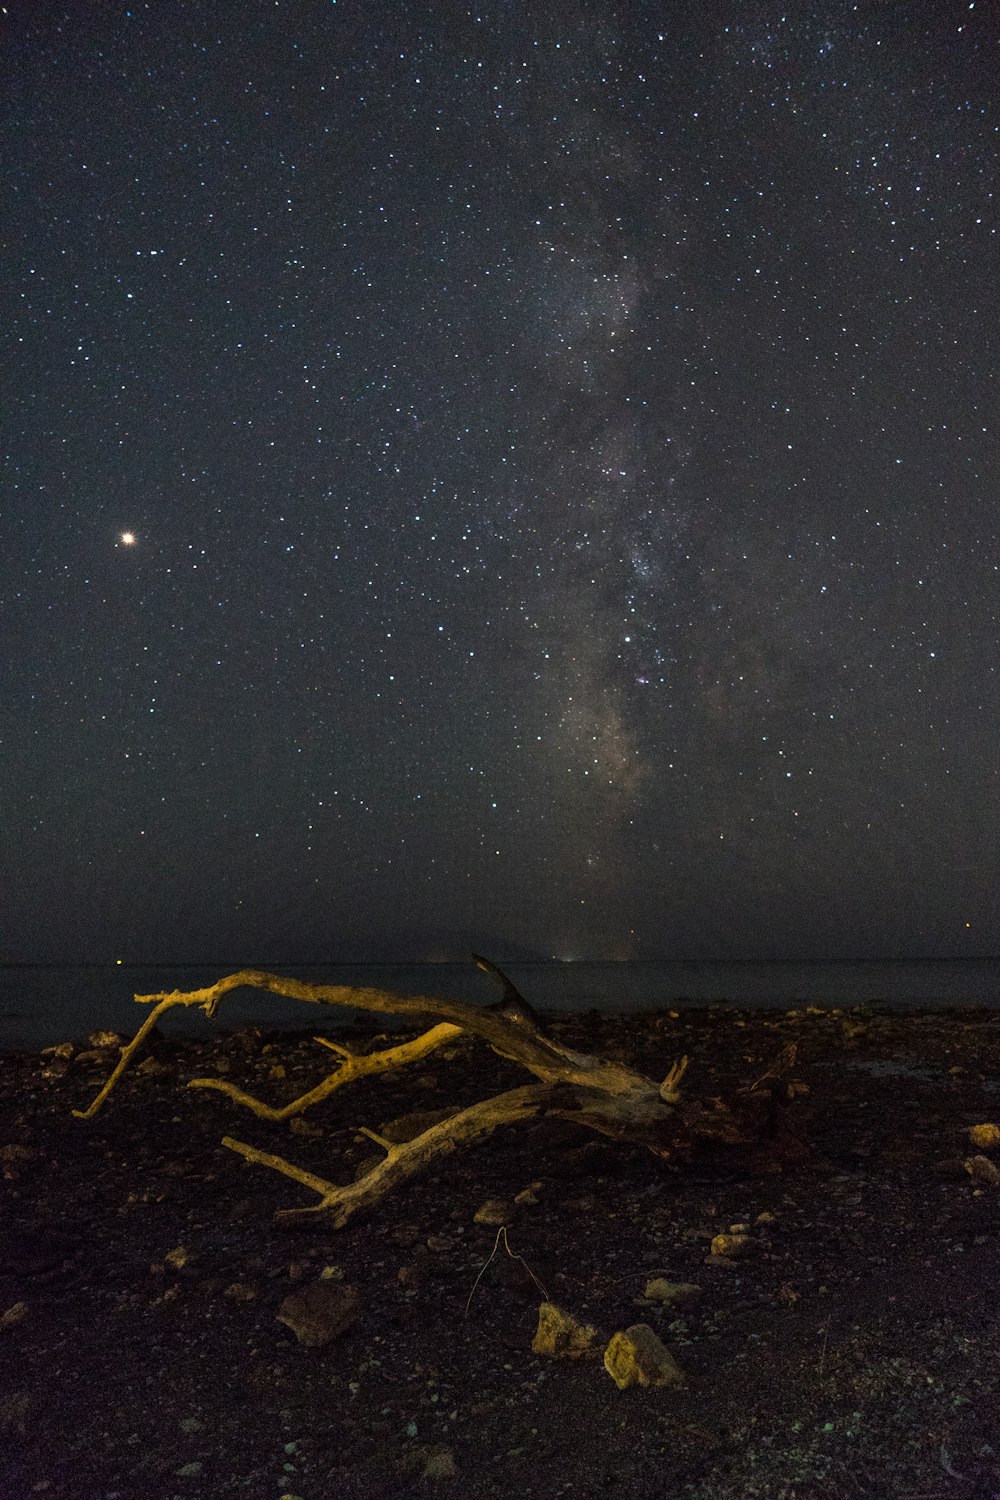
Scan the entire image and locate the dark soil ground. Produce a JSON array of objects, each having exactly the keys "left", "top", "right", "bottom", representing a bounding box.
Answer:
[{"left": 2, "top": 1001, "right": 1000, "bottom": 1500}]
